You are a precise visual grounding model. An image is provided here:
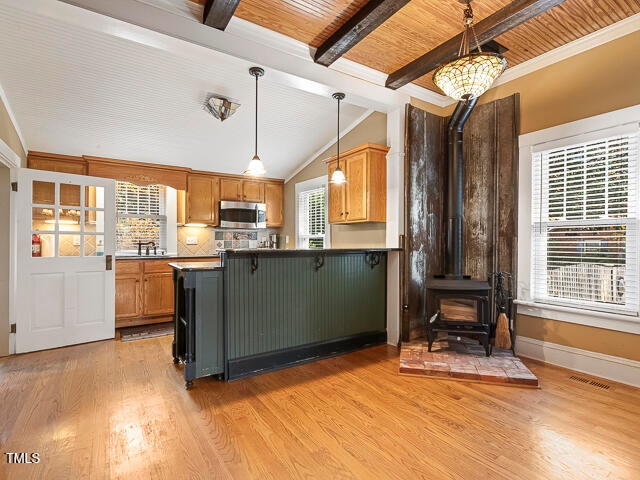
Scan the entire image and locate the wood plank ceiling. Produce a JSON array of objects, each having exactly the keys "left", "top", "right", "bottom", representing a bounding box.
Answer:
[{"left": 198, "top": 0, "right": 640, "bottom": 96}]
